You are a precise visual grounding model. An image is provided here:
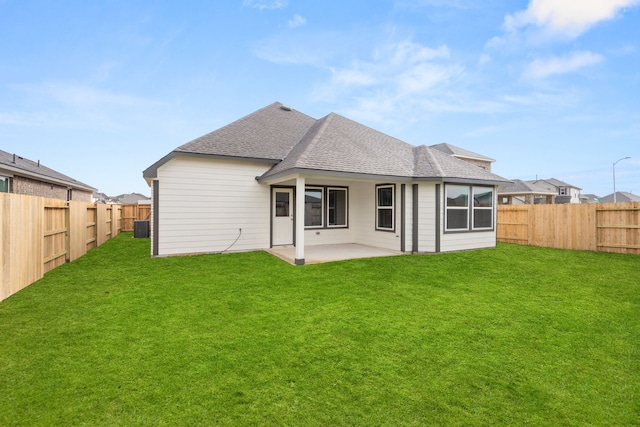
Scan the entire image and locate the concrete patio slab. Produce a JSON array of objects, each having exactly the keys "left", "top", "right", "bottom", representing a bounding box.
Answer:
[{"left": 266, "top": 244, "right": 404, "bottom": 265}]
